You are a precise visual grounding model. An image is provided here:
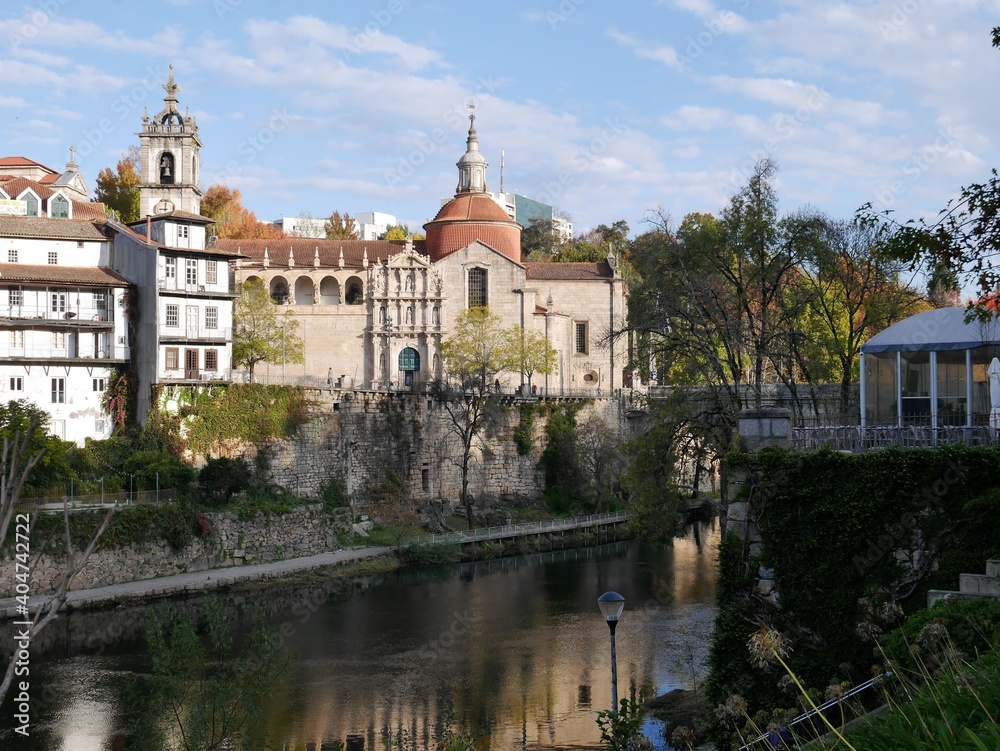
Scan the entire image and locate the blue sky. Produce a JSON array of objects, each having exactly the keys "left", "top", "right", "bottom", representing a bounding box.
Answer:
[{"left": 3, "top": 0, "right": 1000, "bottom": 237}]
